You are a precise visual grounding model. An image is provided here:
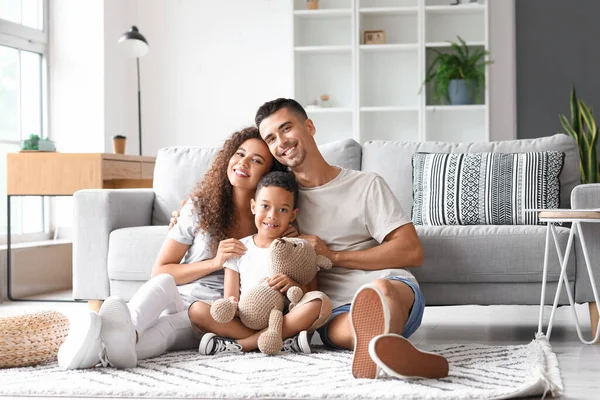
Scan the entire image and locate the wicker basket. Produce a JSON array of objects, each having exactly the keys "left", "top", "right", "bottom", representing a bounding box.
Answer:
[{"left": 0, "top": 310, "right": 70, "bottom": 368}]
